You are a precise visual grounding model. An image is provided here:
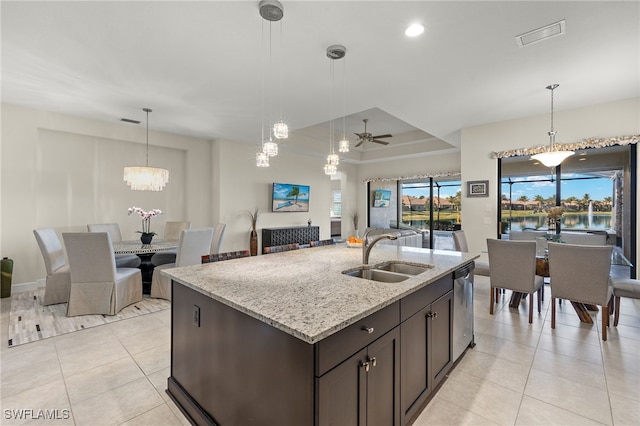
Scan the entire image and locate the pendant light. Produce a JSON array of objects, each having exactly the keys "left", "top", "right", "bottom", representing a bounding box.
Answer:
[
  {"left": 338, "top": 50, "right": 350, "bottom": 153},
  {"left": 324, "top": 45, "right": 346, "bottom": 175},
  {"left": 531, "top": 84, "right": 574, "bottom": 168},
  {"left": 123, "top": 108, "right": 169, "bottom": 191}
]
